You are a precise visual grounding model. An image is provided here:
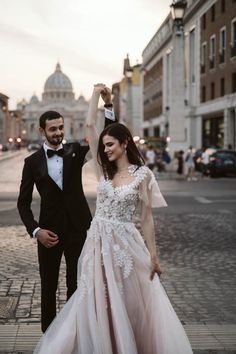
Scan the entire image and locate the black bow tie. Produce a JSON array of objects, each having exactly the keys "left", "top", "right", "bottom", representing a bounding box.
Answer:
[{"left": 47, "top": 148, "right": 64, "bottom": 158}]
